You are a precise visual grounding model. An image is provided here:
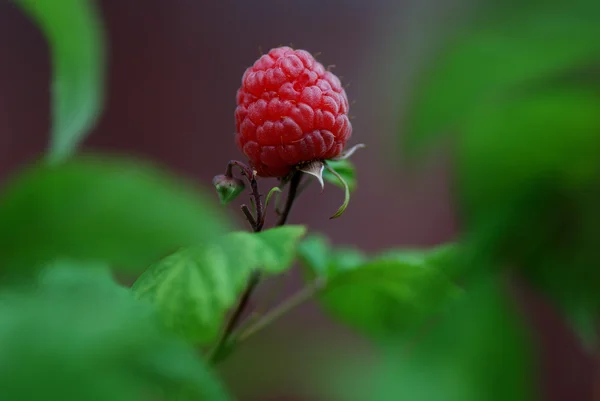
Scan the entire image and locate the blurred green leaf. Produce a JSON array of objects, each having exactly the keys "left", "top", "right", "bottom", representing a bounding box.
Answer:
[
  {"left": 0, "top": 262, "right": 232, "bottom": 401},
  {"left": 564, "top": 303, "right": 598, "bottom": 352},
  {"left": 324, "top": 159, "right": 358, "bottom": 192},
  {"left": 458, "top": 87, "right": 600, "bottom": 218},
  {"left": 512, "top": 183, "right": 600, "bottom": 351},
  {"left": 132, "top": 226, "right": 306, "bottom": 344},
  {"left": 15, "top": 0, "right": 106, "bottom": 163},
  {"left": 0, "top": 155, "right": 230, "bottom": 273},
  {"left": 319, "top": 258, "right": 461, "bottom": 340},
  {"left": 328, "top": 247, "right": 366, "bottom": 273},
  {"left": 298, "top": 236, "right": 460, "bottom": 340},
  {"left": 403, "top": 0, "right": 600, "bottom": 348},
  {"left": 326, "top": 276, "right": 534, "bottom": 401},
  {"left": 403, "top": 2, "right": 600, "bottom": 158},
  {"left": 297, "top": 234, "right": 365, "bottom": 281},
  {"left": 454, "top": 87, "right": 600, "bottom": 347},
  {"left": 297, "top": 234, "right": 330, "bottom": 277}
]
